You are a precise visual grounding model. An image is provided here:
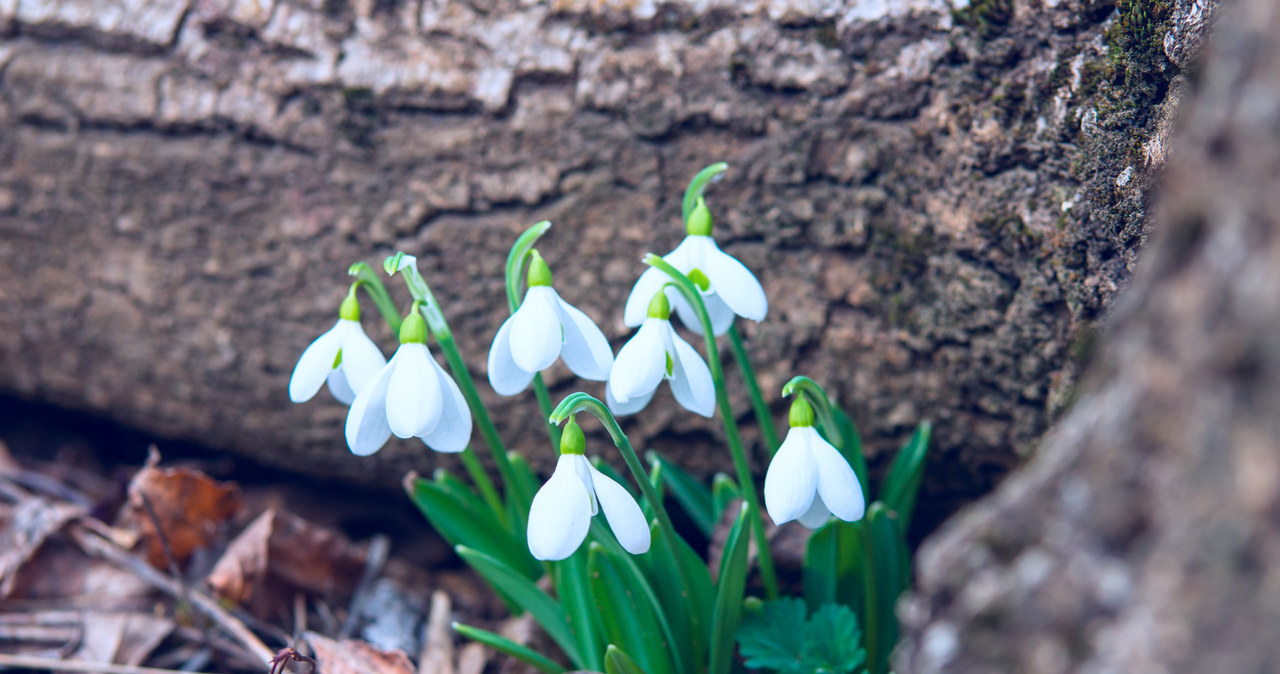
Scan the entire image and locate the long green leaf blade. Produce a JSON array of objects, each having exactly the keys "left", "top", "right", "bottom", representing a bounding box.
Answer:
[
  {"left": 554, "top": 544, "right": 605, "bottom": 672},
  {"left": 452, "top": 622, "right": 566, "bottom": 674},
  {"left": 804, "top": 520, "right": 838, "bottom": 611},
  {"left": 604, "top": 645, "right": 649, "bottom": 674},
  {"left": 859, "top": 504, "right": 904, "bottom": 674},
  {"left": 710, "top": 473, "right": 740, "bottom": 522},
  {"left": 878, "top": 421, "right": 932, "bottom": 532},
  {"left": 709, "top": 502, "right": 750, "bottom": 674},
  {"left": 587, "top": 543, "right": 676, "bottom": 674},
  {"left": 456, "top": 546, "right": 584, "bottom": 669},
  {"left": 405, "top": 474, "right": 541, "bottom": 580},
  {"left": 648, "top": 451, "right": 716, "bottom": 538}
]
